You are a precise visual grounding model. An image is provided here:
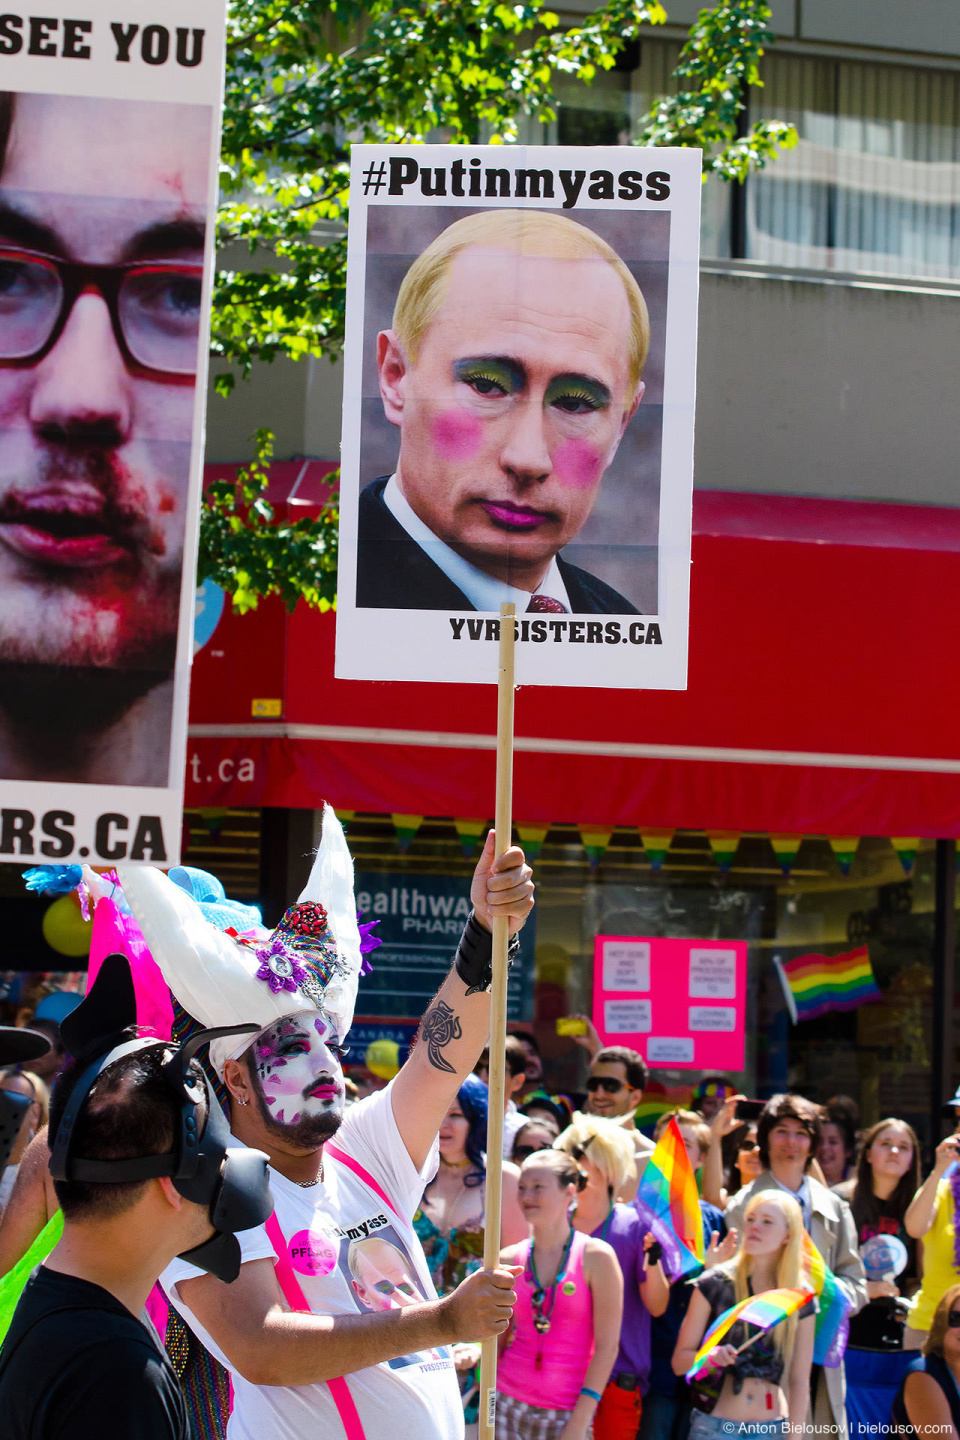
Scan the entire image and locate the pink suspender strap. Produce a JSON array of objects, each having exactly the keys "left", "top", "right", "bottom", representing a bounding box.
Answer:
[
  {"left": 324, "top": 1143, "right": 402, "bottom": 1219},
  {"left": 264, "top": 1211, "right": 367, "bottom": 1440}
]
